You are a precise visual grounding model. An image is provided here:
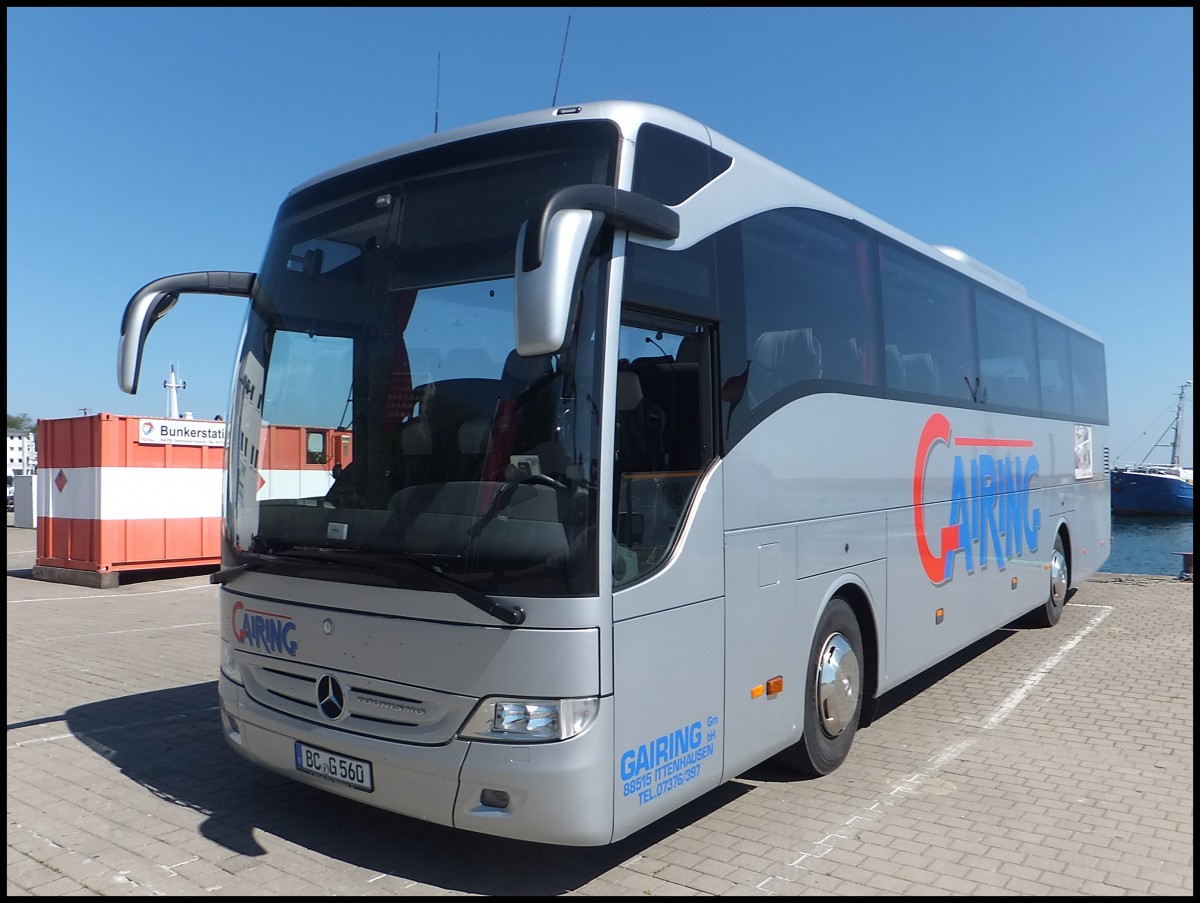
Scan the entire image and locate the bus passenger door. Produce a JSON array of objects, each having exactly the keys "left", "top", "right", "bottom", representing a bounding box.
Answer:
[{"left": 611, "top": 319, "right": 726, "bottom": 839}]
